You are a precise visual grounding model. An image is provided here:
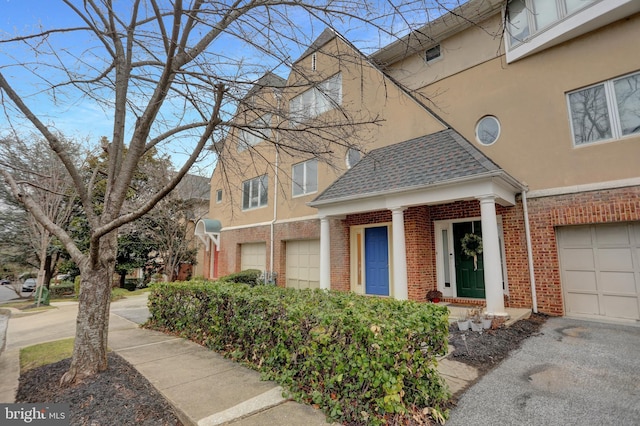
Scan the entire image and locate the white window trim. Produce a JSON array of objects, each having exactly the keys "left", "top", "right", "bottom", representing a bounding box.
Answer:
[
  {"left": 505, "top": 0, "right": 638, "bottom": 63},
  {"left": 567, "top": 70, "right": 640, "bottom": 147},
  {"left": 237, "top": 114, "right": 272, "bottom": 153},
  {"left": 292, "top": 159, "right": 318, "bottom": 197},
  {"left": 475, "top": 115, "right": 501, "bottom": 146},
  {"left": 425, "top": 44, "right": 442, "bottom": 64},
  {"left": 242, "top": 175, "right": 268, "bottom": 210},
  {"left": 216, "top": 189, "right": 223, "bottom": 204},
  {"left": 289, "top": 73, "right": 342, "bottom": 125}
]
